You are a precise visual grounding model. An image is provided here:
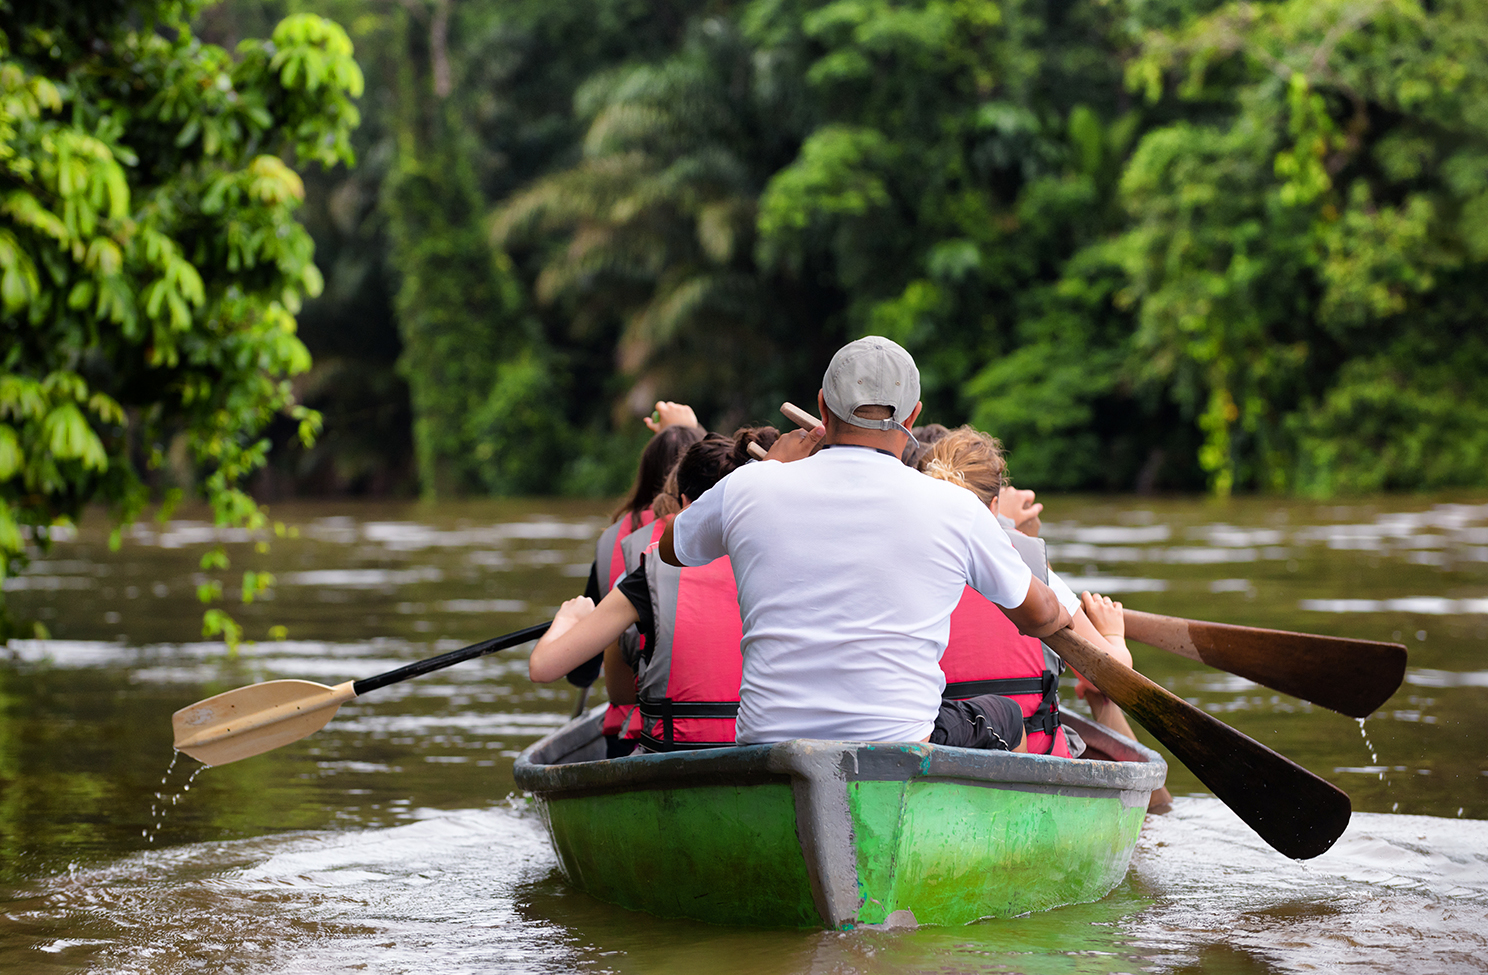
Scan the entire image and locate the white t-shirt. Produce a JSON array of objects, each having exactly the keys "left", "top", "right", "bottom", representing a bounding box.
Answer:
[{"left": 671, "top": 445, "right": 1035, "bottom": 743}]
